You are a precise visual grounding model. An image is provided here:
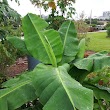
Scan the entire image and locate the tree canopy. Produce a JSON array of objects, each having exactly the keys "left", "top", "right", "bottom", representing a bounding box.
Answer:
[{"left": 0, "top": 0, "right": 21, "bottom": 42}]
